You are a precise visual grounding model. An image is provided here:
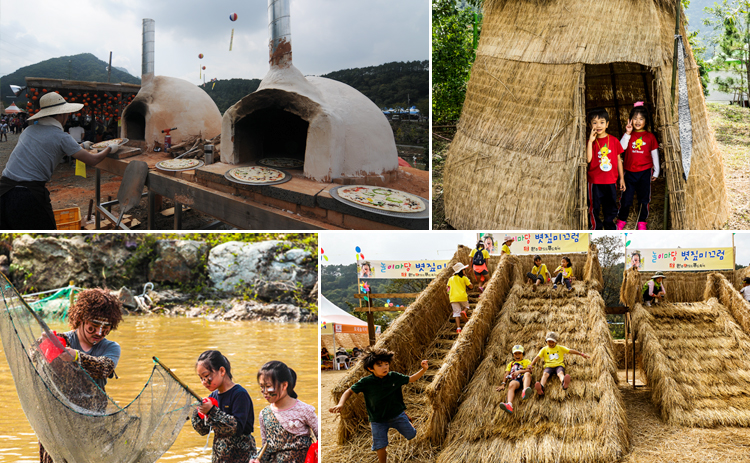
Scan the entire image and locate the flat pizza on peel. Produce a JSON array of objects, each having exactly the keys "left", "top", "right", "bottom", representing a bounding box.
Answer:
[
  {"left": 257, "top": 158, "right": 304, "bottom": 169},
  {"left": 92, "top": 138, "right": 128, "bottom": 149},
  {"left": 337, "top": 186, "right": 426, "bottom": 213},
  {"left": 156, "top": 159, "right": 202, "bottom": 170},
  {"left": 227, "top": 166, "right": 287, "bottom": 184}
]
